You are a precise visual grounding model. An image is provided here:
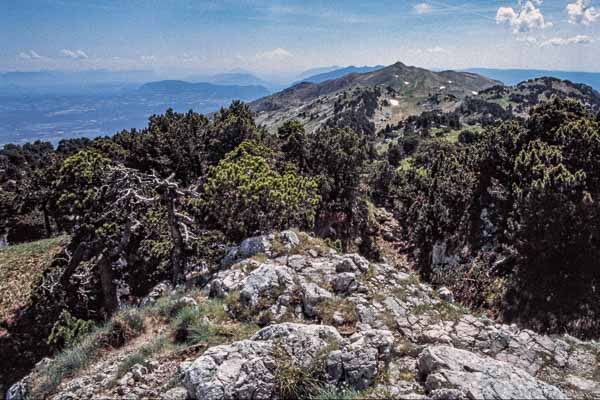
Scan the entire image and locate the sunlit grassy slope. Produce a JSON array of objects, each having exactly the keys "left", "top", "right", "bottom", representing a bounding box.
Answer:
[{"left": 0, "top": 236, "right": 69, "bottom": 324}]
